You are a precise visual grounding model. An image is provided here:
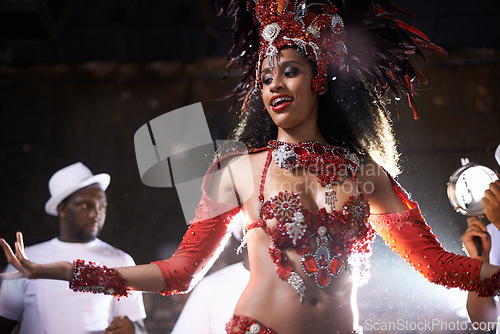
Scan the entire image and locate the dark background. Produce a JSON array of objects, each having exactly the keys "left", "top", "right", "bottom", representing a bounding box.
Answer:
[{"left": 0, "top": 0, "right": 499, "bottom": 333}]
